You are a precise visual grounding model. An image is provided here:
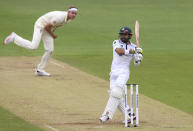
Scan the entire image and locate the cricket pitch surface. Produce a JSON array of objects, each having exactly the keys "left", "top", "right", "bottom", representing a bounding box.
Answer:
[{"left": 0, "top": 56, "right": 193, "bottom": 131}]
